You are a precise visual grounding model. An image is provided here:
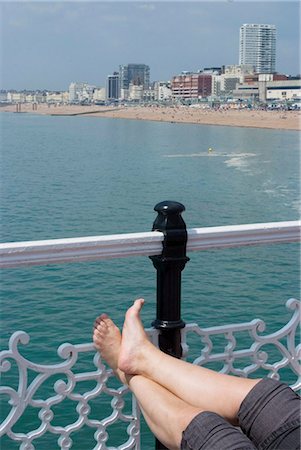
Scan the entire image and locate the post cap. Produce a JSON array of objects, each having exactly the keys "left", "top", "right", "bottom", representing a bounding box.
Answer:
[{"left": 154, "top": 201, "right": 185, "bottom": 215}]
